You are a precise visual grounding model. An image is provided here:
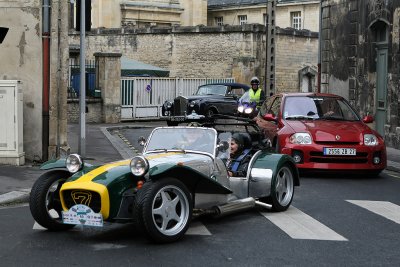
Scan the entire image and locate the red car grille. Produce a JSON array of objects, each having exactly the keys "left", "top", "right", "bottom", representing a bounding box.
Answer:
[
  {"left": 309, "top": 151, "right": 369, "bottom": 164},
  {"left": 315, "top": 141, "right": 360, "bottom": 145},
  {"left": 62, "top": 190, "right": 101, "bottom": 213}
]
